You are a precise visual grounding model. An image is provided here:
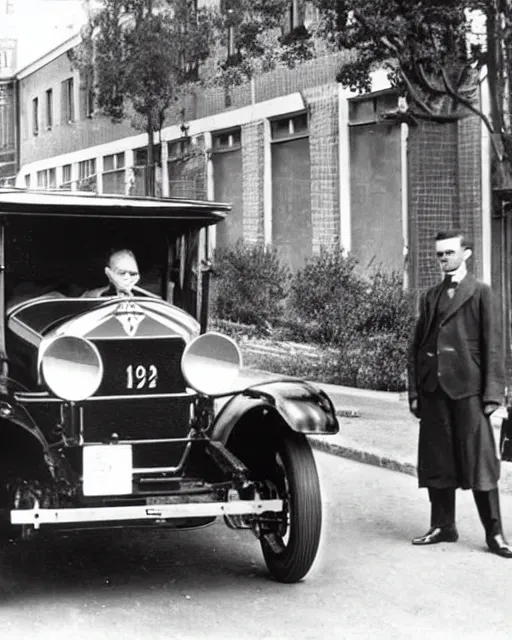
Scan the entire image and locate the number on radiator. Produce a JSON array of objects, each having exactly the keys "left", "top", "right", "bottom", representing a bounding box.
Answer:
[{"left": 126, "top": 364, "right": 158, "bottom": 389}]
